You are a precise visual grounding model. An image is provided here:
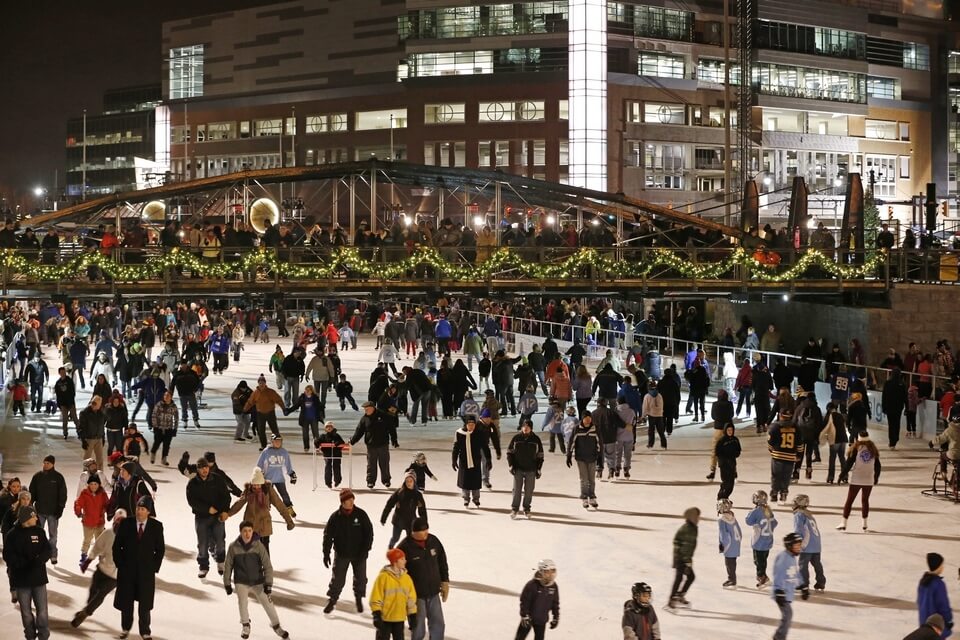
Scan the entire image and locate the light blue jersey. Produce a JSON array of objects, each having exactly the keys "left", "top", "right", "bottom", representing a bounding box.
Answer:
[
  {"left": 257, "top": 447, "right": 294, "bottom": 484},
  {"left": 772, "top": 550, "right": 800, "bottom": 602},
  {"left": 745, "top": 506, "right": 778, "bottom": 551},
  {"left": 793, "top": 510, "right": 822, "bottom": 554},
  {"left": 718, "top": 513, "right": 742, "bottom": 558}
]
